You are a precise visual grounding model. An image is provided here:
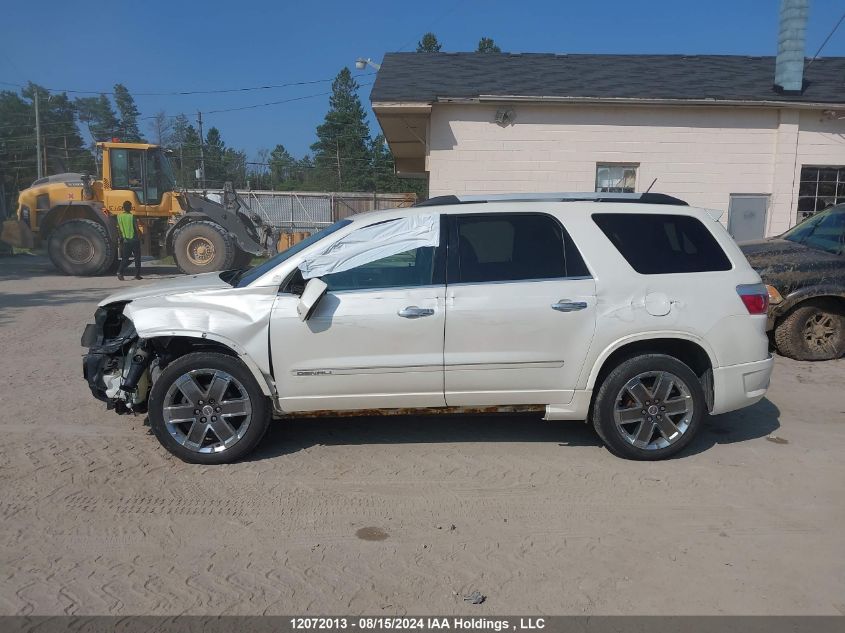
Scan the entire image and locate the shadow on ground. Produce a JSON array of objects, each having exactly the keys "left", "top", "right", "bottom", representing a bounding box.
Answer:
[
  {"left": 0, "top": 253, "right": 181, "bottom": 281},
  {"left": 244, "top": 398, "right": 781, "bottom": 462}
]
